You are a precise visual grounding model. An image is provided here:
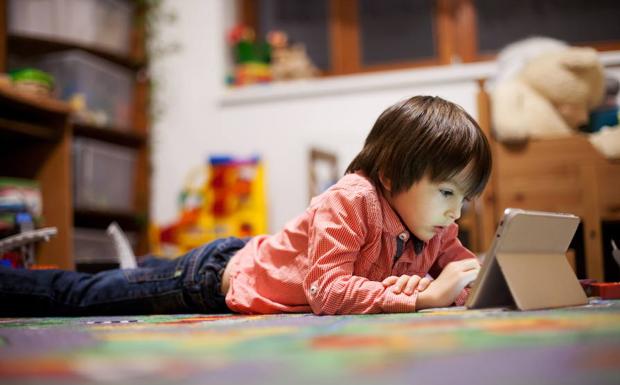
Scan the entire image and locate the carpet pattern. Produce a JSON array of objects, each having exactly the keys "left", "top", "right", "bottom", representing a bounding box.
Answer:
[{"left": 1, "top": 300, "right": 620, "bottom": 385}]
